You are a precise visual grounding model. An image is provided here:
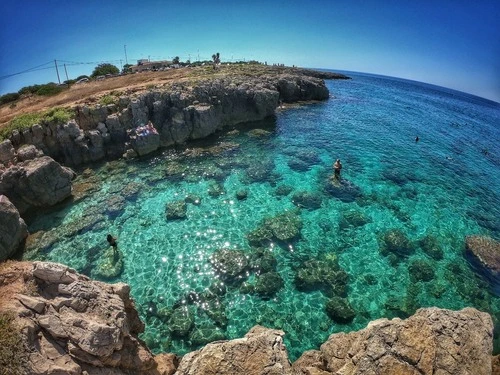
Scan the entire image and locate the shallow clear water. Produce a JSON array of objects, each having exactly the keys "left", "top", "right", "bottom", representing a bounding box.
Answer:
[{"left": 24, "top": 72, "right": 500, "bottom": 360}]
